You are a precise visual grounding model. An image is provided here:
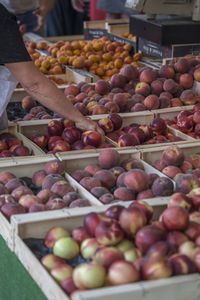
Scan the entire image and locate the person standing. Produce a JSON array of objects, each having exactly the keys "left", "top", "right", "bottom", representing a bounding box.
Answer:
[
  {"left": 0, "top": 3, "right": 103, "bottom": 137},
  {"left": 0, "top": 0, "right": 54, "bottom": 35}
]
